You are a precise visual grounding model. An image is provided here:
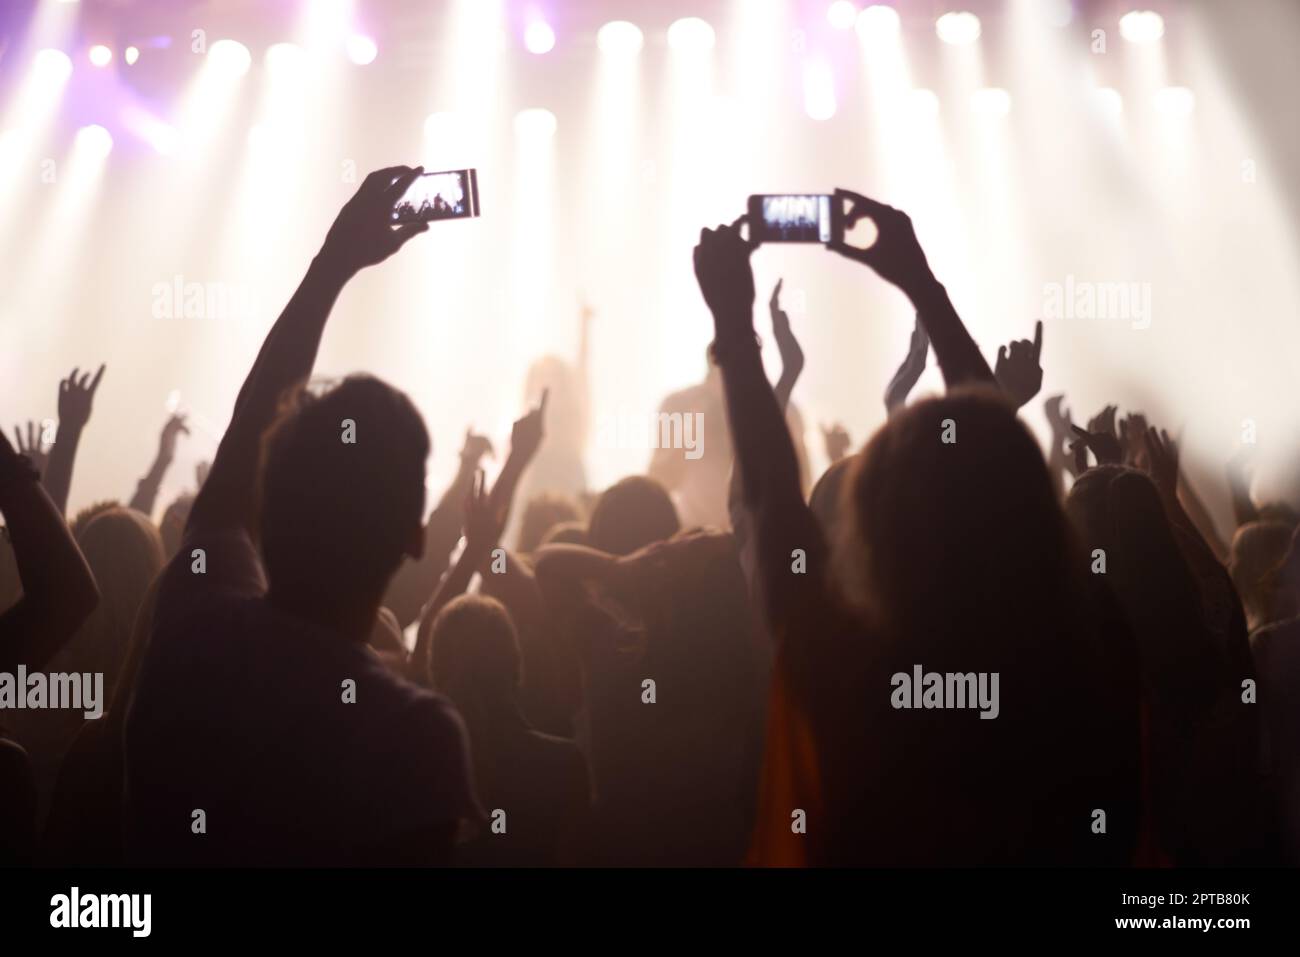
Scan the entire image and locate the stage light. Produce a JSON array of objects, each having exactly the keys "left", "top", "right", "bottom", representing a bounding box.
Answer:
[
  {"left": 1119, "top": 10, "right": 1165, "bottom": 44},
  {"left": 667, "top": 17, "right": 715, "bottom": 53},
  {"left": 936, "top": 11, "right": 981, "bottom": 45},
  {"left": 524, "top": 20, "right": 555, "bottom": 55},
  {"left": 1154, "top": 86, "right": 1194, "bottom": 117},
  {"left": 346, "top": 34, "right": 378, "bottom": 65},
  {"left": 265, "top": 42, "right": 306, "bottom": 73},
  {"left": 911, "top": 88, "right": 940, "bottom": 116},
  {"left": 1092, "top": 87, "right": 1123, "bottom": 117},
  {"left": 34, "top": 48, "right": 73, "bottom": 85},
  {"left": 828, "top": 2, "right": 858, "bottom": 31},
  {"left": 124, "top": 46, "right": 140, "bottom": 65},
  {"left": 597, "top": 20, "right": 643, "bottom": 55},
  {"left": 803, "top": 58, "right": 837, "bottom": 120},
  {"left": 856, "top": 5, "right": 901, "bottom": 41},
  {"left": 208, "top": 39, "right": 251, "bottom": 77},
  {"left": 514, "top": 108, "right": 557, "bottom": 139},
  {"left": 88, "top": 45, "right": 112, "bottom": 67},
  {"left": 972, "top": 87, "right": 1011, "bottom": 115},
  {"left": 75, "top": 124, "right": 113, "bottom": 156},
  {"left": 1043, "top": 0, "right": 1075, "bottom": 27}
]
